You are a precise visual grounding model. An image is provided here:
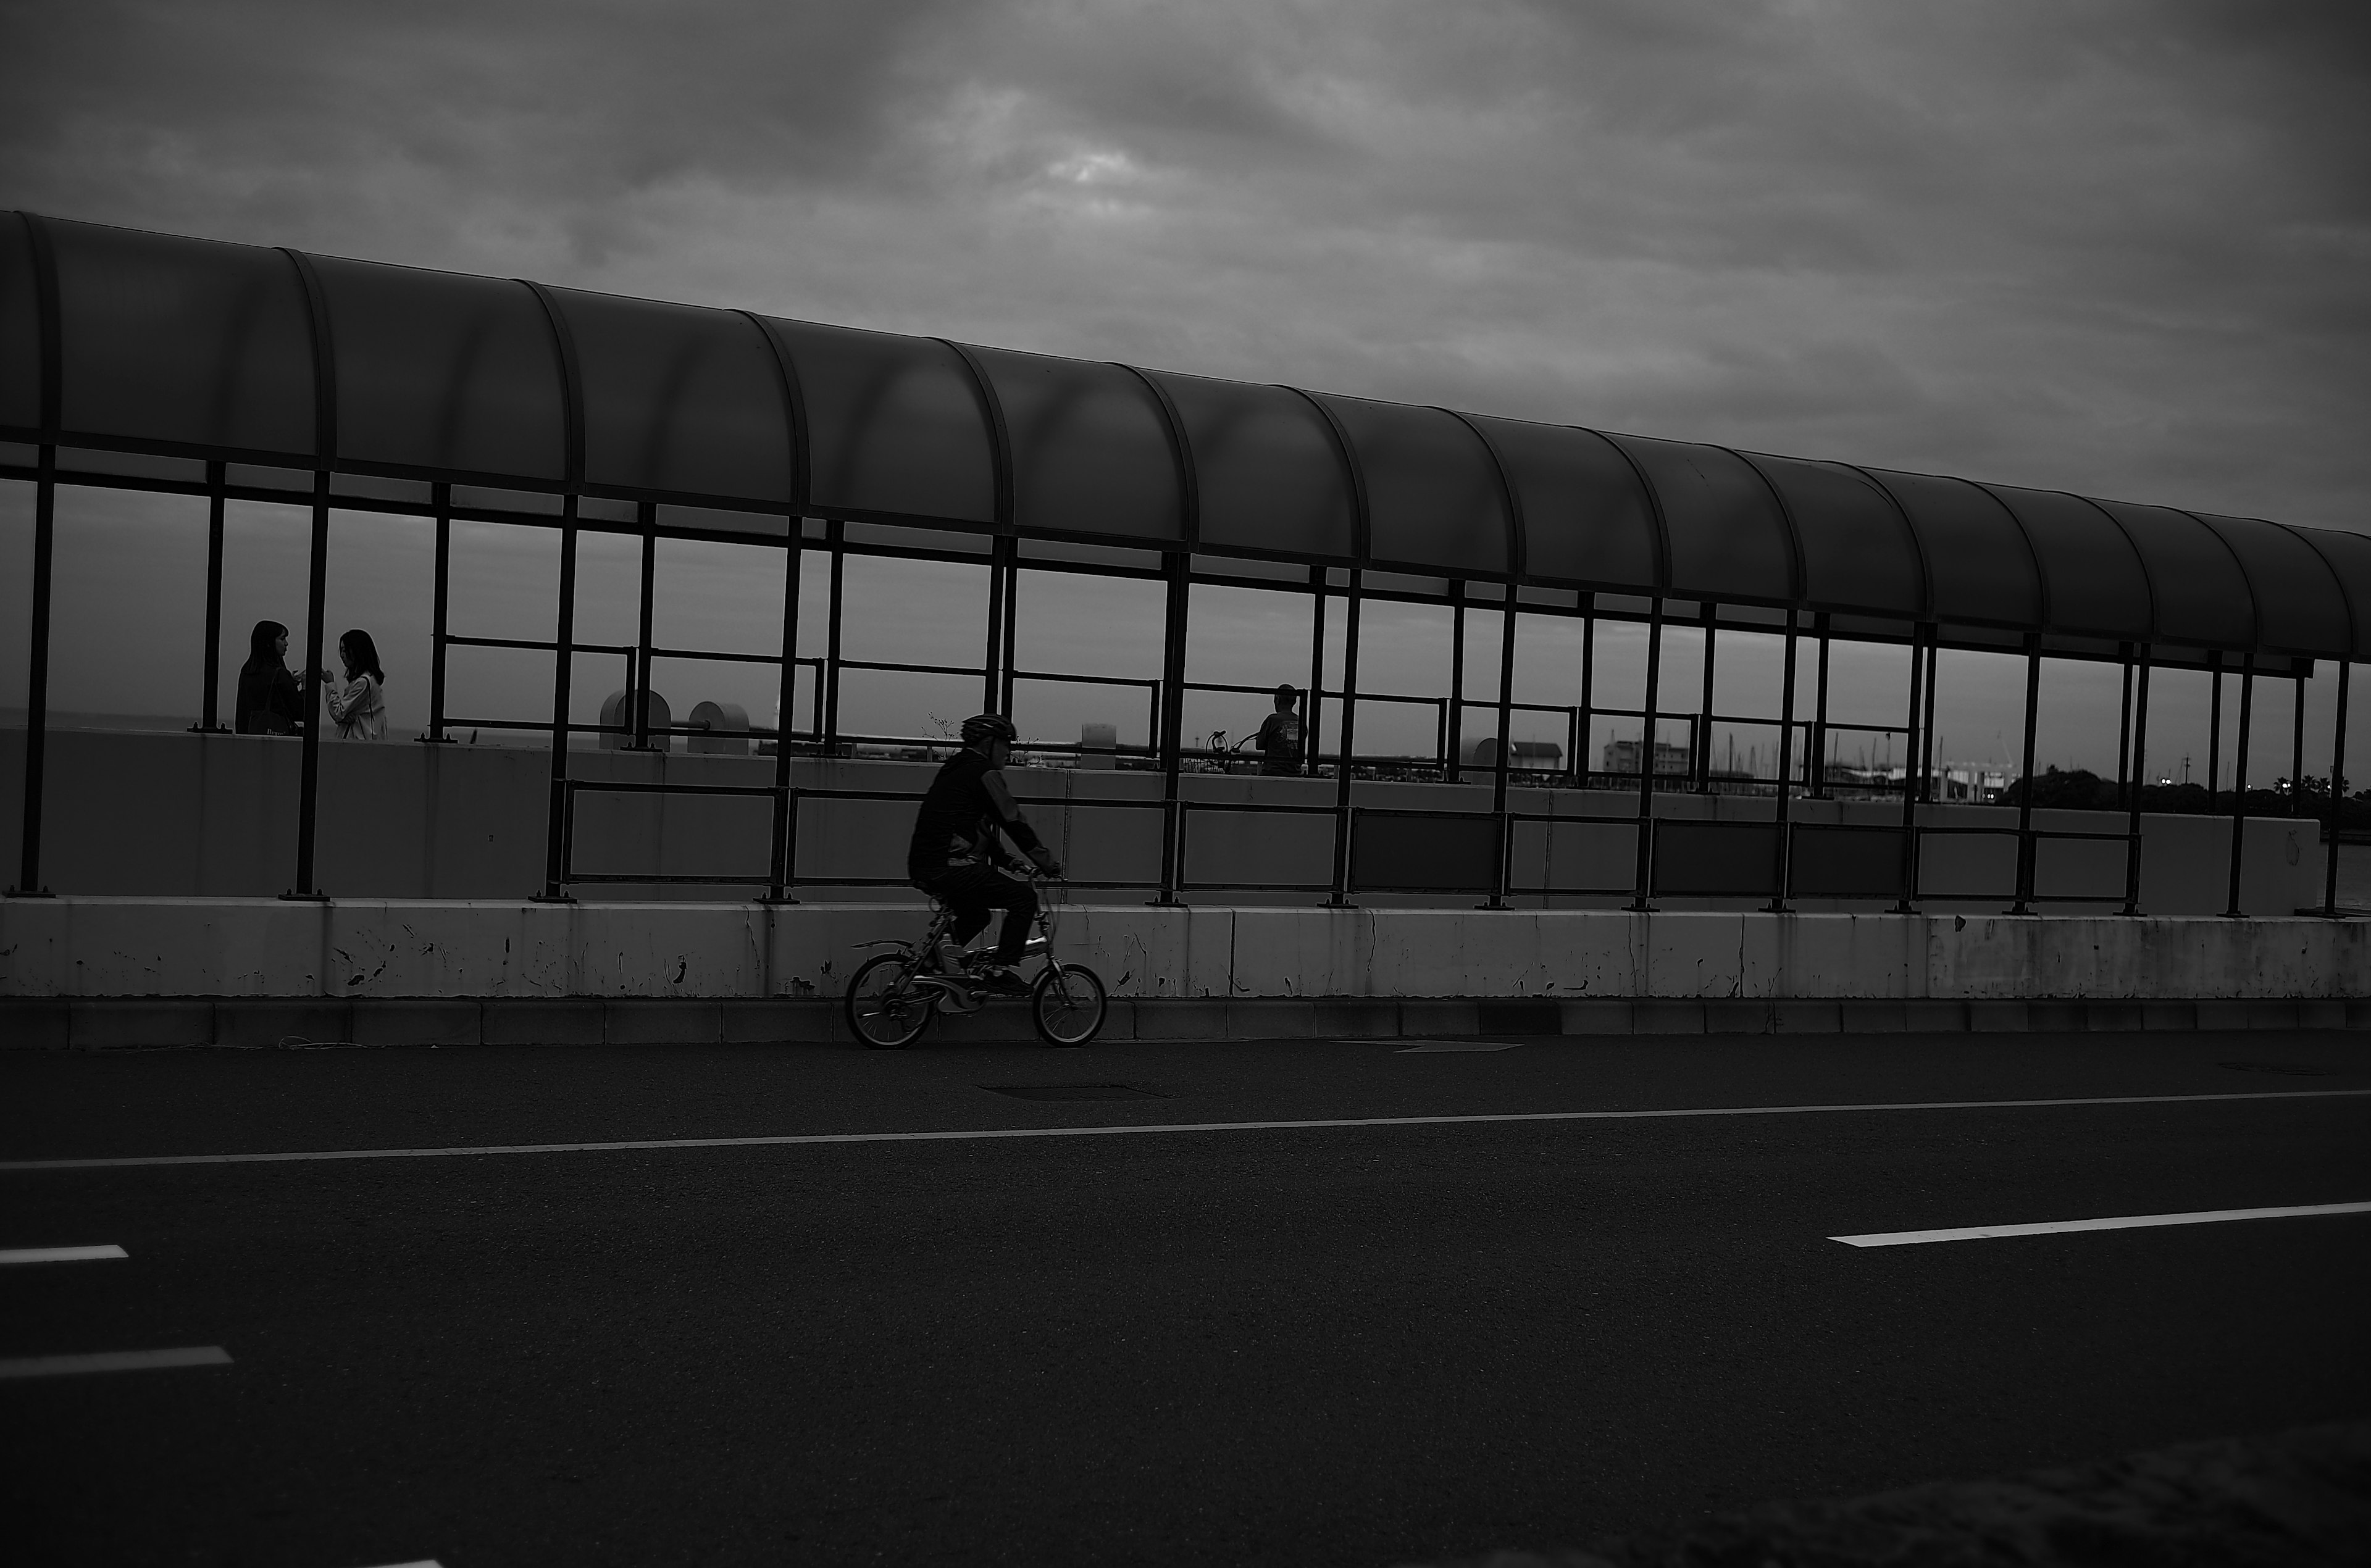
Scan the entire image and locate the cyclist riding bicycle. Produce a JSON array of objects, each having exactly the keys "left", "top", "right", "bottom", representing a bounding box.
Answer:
[{"left": 907, "top": 714, "right": 1063, "bottom": 995}]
